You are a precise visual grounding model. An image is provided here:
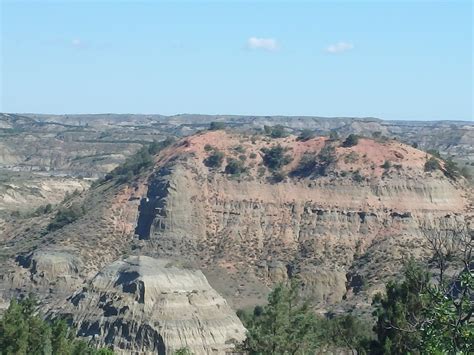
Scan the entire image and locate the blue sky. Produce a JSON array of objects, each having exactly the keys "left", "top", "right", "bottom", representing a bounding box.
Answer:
[{"left": 1, "top": 0, "right": 472, "bottom": 120}]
